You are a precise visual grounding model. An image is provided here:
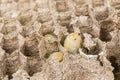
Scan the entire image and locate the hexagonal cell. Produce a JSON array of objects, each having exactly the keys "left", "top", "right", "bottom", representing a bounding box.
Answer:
[
  {"left": 57, "top": 12, "right": 71, "bottom": 26},
  {"left": 6, "top": 51, "right": 27, "bottom": 79},
  {"left": 94, "top": 7, "right": 109, "bottom": 21},
  {"left": 2, "top": 35, "right": 19, "bottom": 54},
  {"left": 37, "top": 9, "right": 52, "bottom": 23},
  {"left": 24, "top": 35, "right": 39, "bottom": 57},
  {"left": 39, "top": 21, "right": 55, "bottom": 35},
  {"left": 26, "top": 56, "right": 43, "bottom": 76},
  {"left": 75, "top": 5, "right": 89, "bottom": 16},
  {"left": 56, "top": 1, "right": 68, "bottom": 12},
  {"left": 99, "top": 20, "right": 115, "bottom": 42}
]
